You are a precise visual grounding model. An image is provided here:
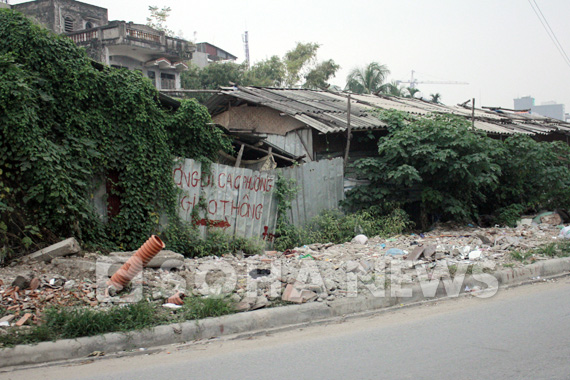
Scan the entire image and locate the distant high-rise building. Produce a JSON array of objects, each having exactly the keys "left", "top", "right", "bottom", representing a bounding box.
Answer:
[{"left": 514, "top": 96, "right": 565, "bottom": 121}]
